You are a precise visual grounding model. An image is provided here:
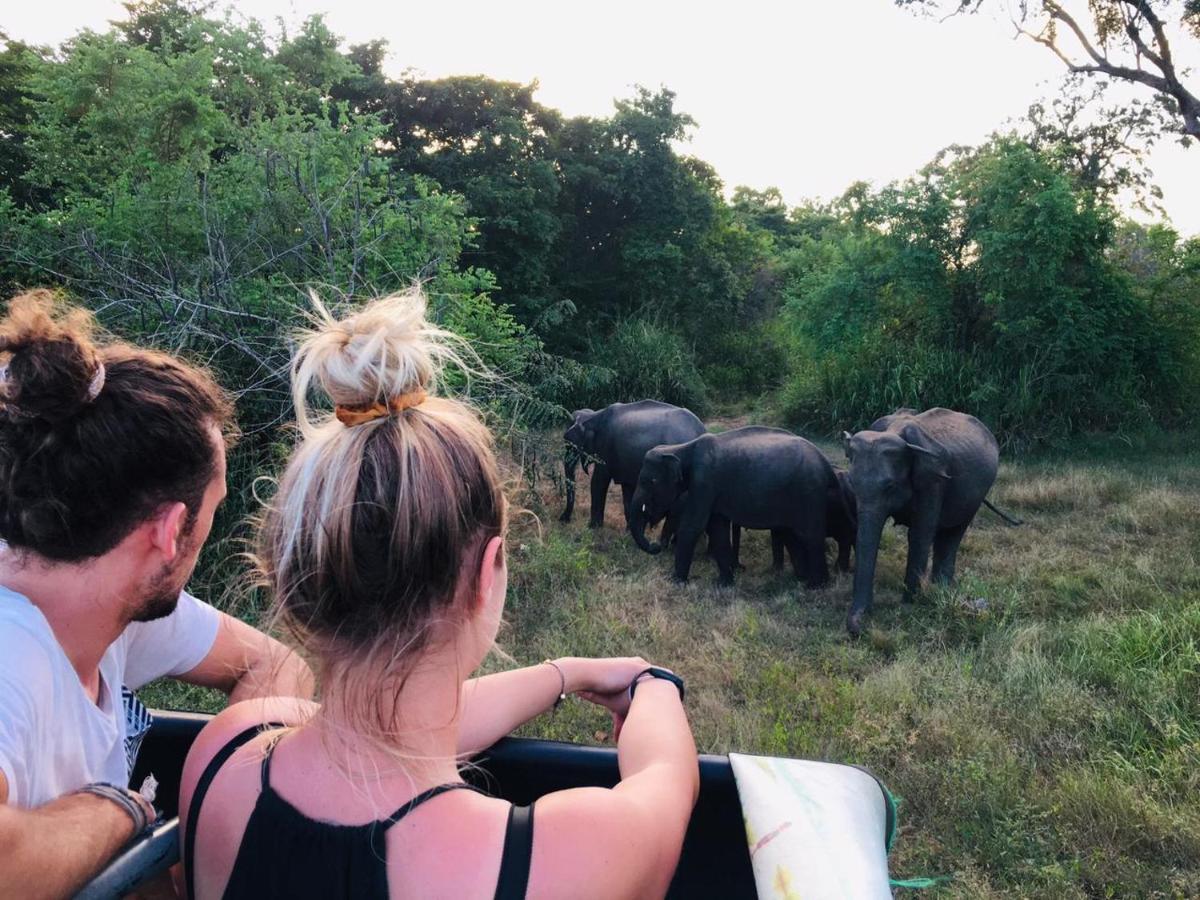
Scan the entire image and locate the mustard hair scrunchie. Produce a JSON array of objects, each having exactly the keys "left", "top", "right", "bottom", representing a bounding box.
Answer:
[{"left": 334, "top": 388, "right": 427, "bottom": 426}]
